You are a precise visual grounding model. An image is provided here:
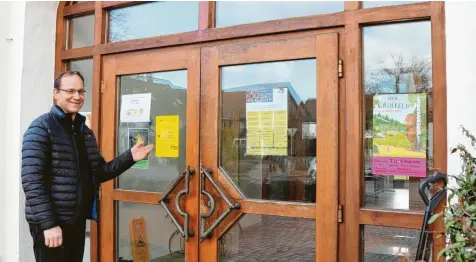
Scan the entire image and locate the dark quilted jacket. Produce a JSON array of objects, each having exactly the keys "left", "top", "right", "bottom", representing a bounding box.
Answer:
[{"left": 21, "top": 106, "right": 135, "bottom": 230}]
